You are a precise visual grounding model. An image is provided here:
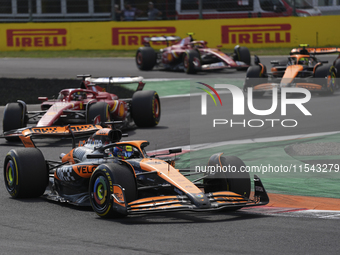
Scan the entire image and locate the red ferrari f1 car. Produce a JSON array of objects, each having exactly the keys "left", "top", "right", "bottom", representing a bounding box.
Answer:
[
  {"left": 136, "top": 33, "right": 251, "bottom": 74},
  {"left": 244, "top": 44, "right": 340, "bottom": 96},
  {"left": 3, "top": 124, "right": 269, "bottom": 218},
  {"left": 2, "top": 75, "right": 161, "bottom": 140}
]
